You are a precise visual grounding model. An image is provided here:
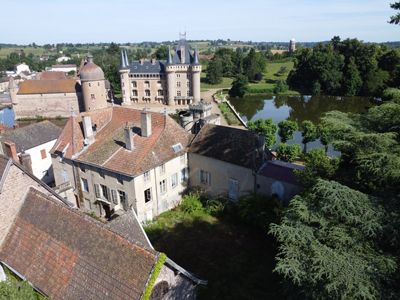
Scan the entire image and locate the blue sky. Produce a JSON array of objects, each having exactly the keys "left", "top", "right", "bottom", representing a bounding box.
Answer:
[{"left": 1, "top": 0, "right": 398, "bottom": 44}]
